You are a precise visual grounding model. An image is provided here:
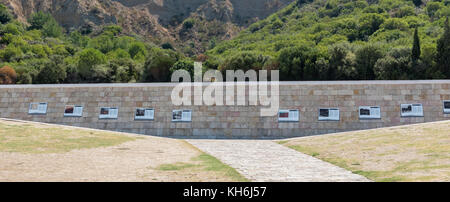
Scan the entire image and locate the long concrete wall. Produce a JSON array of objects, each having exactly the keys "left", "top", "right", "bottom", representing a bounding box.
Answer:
[{"left": 1, "top": 80, "right": 449, "bottom": 139}]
